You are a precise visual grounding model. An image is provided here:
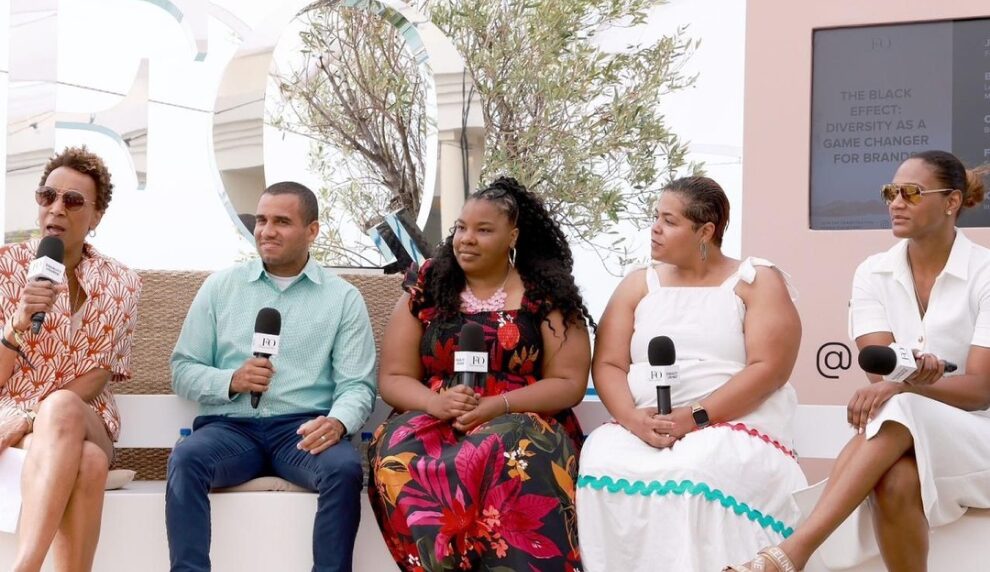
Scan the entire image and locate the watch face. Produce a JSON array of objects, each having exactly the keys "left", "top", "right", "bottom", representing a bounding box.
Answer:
[{"left": 692, "top": 407, "right": 710, "bottom": 426}]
